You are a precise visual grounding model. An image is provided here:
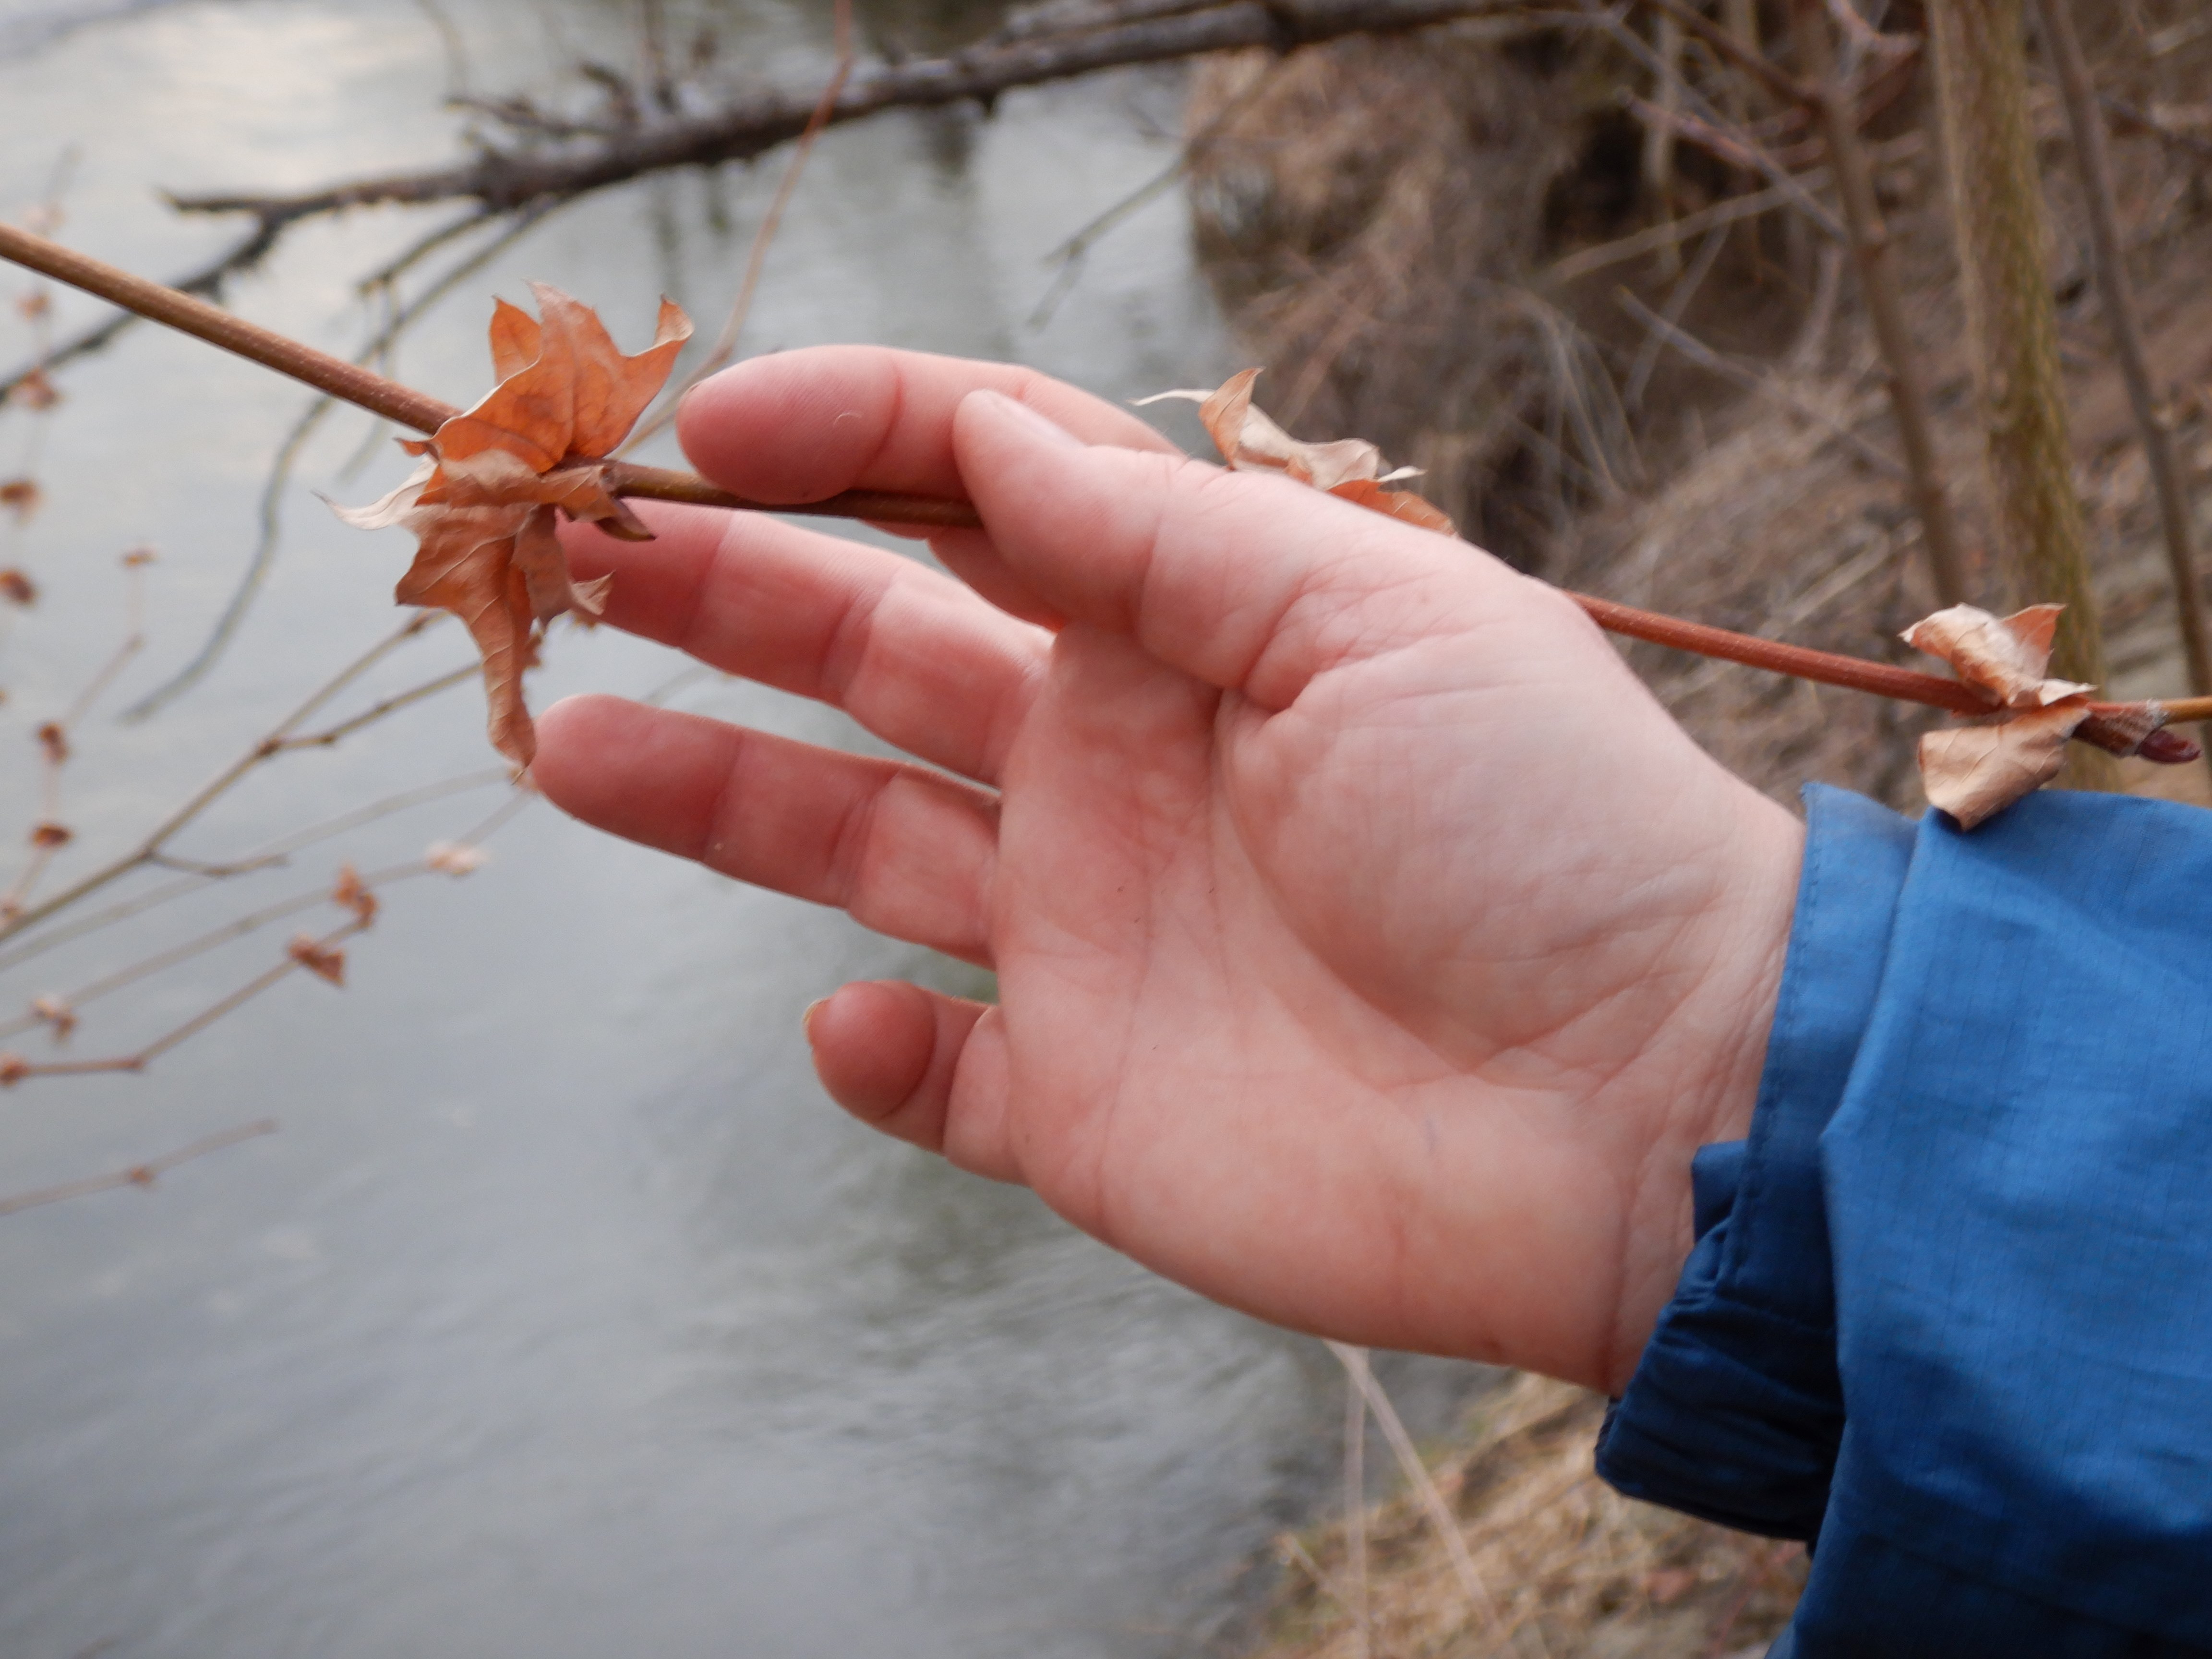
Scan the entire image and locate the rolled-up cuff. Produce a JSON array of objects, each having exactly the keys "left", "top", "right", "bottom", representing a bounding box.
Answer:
[{"left": 1595, "top": 785, "right": 1915, "bottom": 1540}]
